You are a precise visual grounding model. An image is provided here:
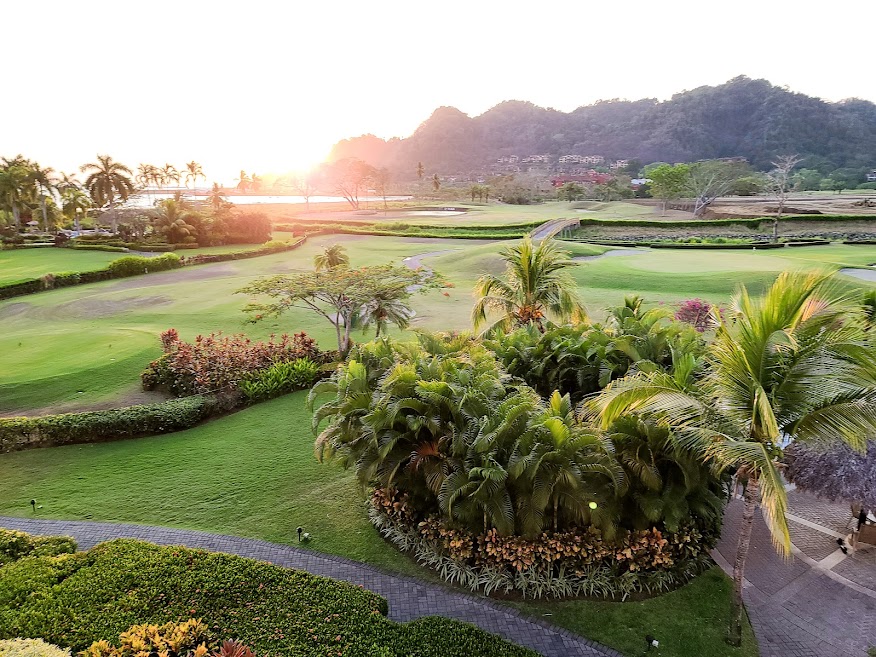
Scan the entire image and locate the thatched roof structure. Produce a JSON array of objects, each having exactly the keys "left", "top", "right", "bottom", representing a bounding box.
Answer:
[{"left": 785, "top": 440, "right": 876, "bottom": 509}]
